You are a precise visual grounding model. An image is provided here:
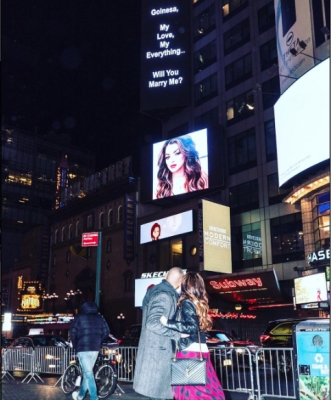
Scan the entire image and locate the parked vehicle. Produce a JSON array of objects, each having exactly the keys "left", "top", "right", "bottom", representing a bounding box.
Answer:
[
  {"left": 259, "top": 317, "right": 329, "bottom": 374},
  {"left": 8, "top": 335, "right": 69, "bottom": 349},
  {"left": 206, "top": 329, "right": 261, "bottom": 370},
  {"left": 119, "top": 324, "right": 142, "bottom": 347}
]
